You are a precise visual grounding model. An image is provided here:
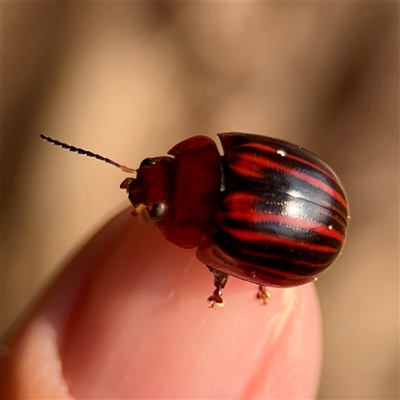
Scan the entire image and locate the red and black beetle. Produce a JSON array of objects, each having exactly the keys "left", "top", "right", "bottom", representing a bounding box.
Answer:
[{"left": 41, "top": 133, "right": 349, "bottom": 306}]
